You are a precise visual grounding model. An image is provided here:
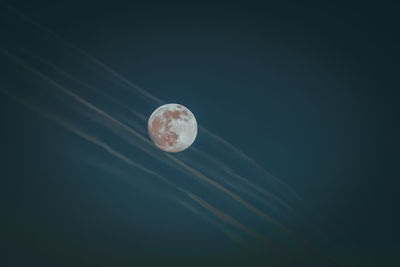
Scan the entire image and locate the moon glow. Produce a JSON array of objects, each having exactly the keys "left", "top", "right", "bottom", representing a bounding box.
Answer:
[{"left": 148, "top": 103, "right": 197, "bottom": 152}]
